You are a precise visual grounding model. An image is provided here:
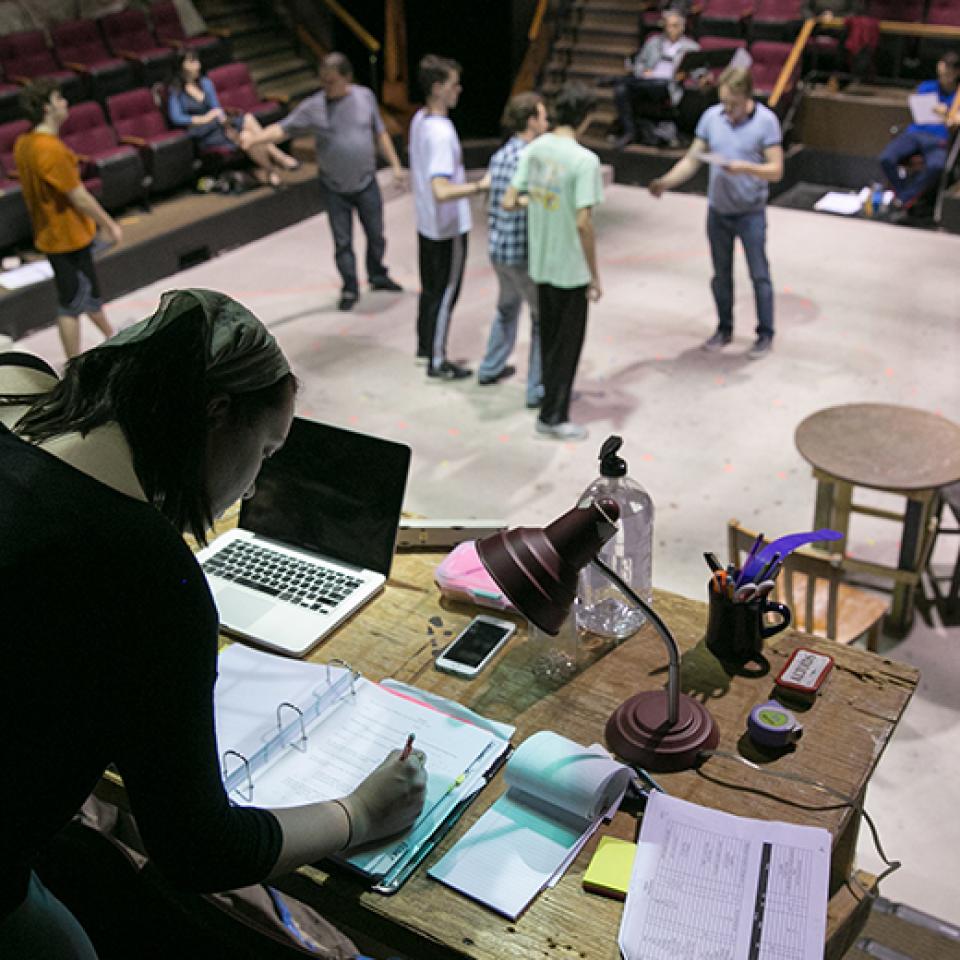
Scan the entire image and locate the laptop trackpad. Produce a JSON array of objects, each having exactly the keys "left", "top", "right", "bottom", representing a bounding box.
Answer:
[{"left": 217, "top": 588, "right": 275, "bottom": 629}]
